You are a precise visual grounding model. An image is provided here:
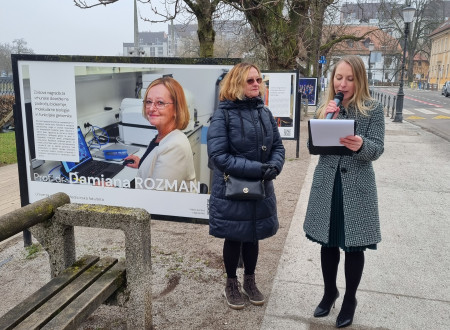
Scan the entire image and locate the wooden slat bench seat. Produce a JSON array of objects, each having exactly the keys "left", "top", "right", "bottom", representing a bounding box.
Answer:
[{"left": 0, "top": 255, "right": 126, "bottom": 330}]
